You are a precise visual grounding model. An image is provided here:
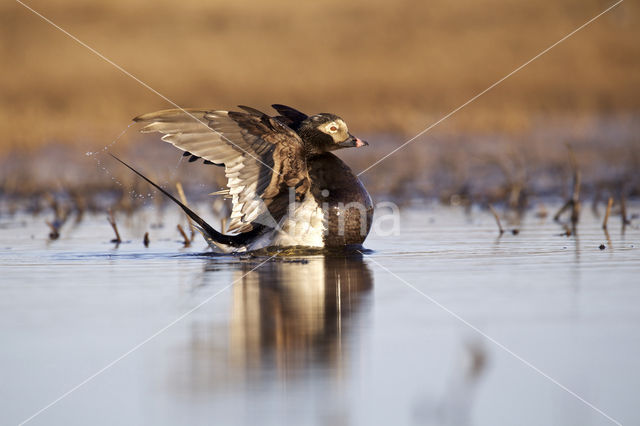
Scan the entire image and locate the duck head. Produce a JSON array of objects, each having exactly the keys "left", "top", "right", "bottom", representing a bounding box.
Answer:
[{"left": 297, "top": 113, "right": 368, "bottom": 156}]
